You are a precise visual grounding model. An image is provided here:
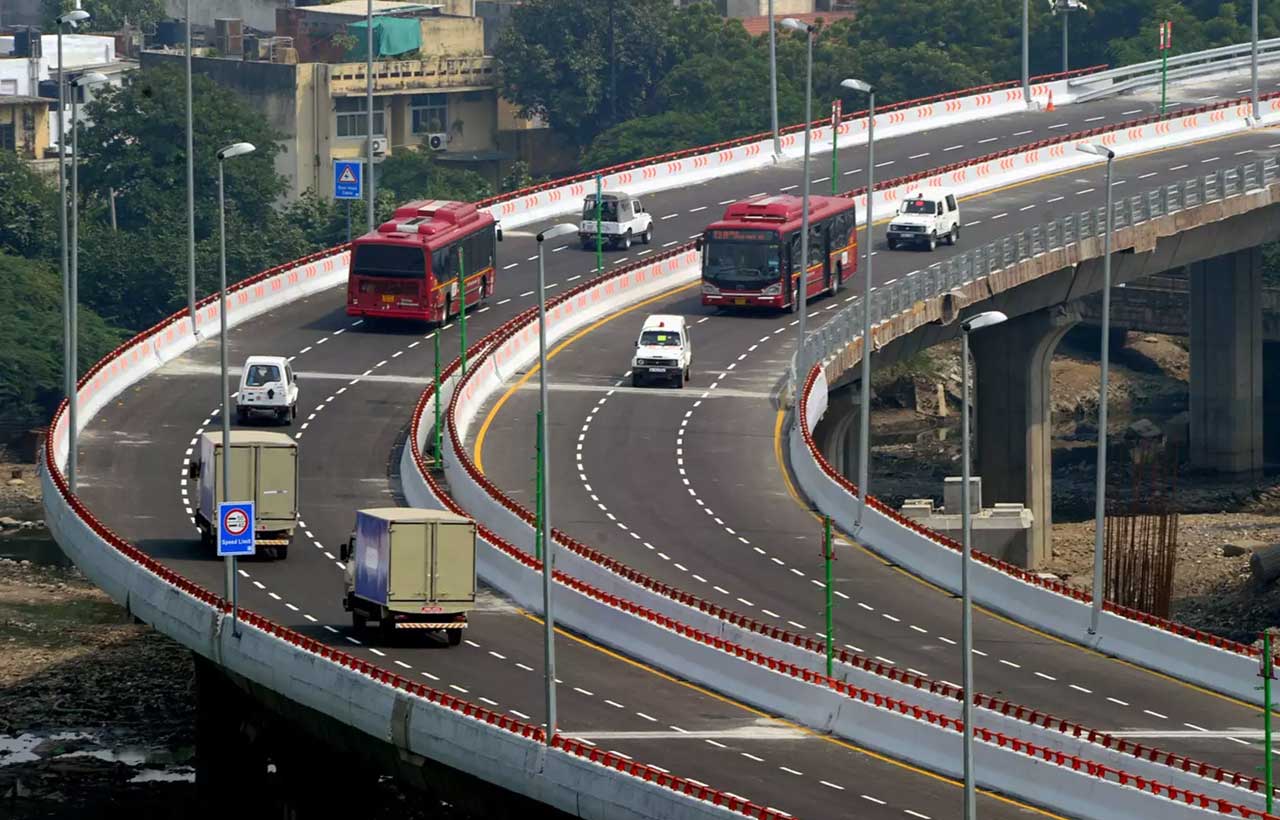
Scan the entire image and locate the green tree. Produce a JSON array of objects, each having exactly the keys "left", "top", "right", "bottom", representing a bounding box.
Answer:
[
  {"left": 0, "top": 152, "right": 57, "bottom": 261},
  {"left": 43, "top": 0, "right": 163, "bottom": 30},
  {"left": 495, "top": 0, "right": 678, "bottom": 145},
  {"left": 376, "top": 145, "right": 494, "bottom": 205},
  {"left": 0, "top": 253, "right": 122, "bottom": 432}
]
